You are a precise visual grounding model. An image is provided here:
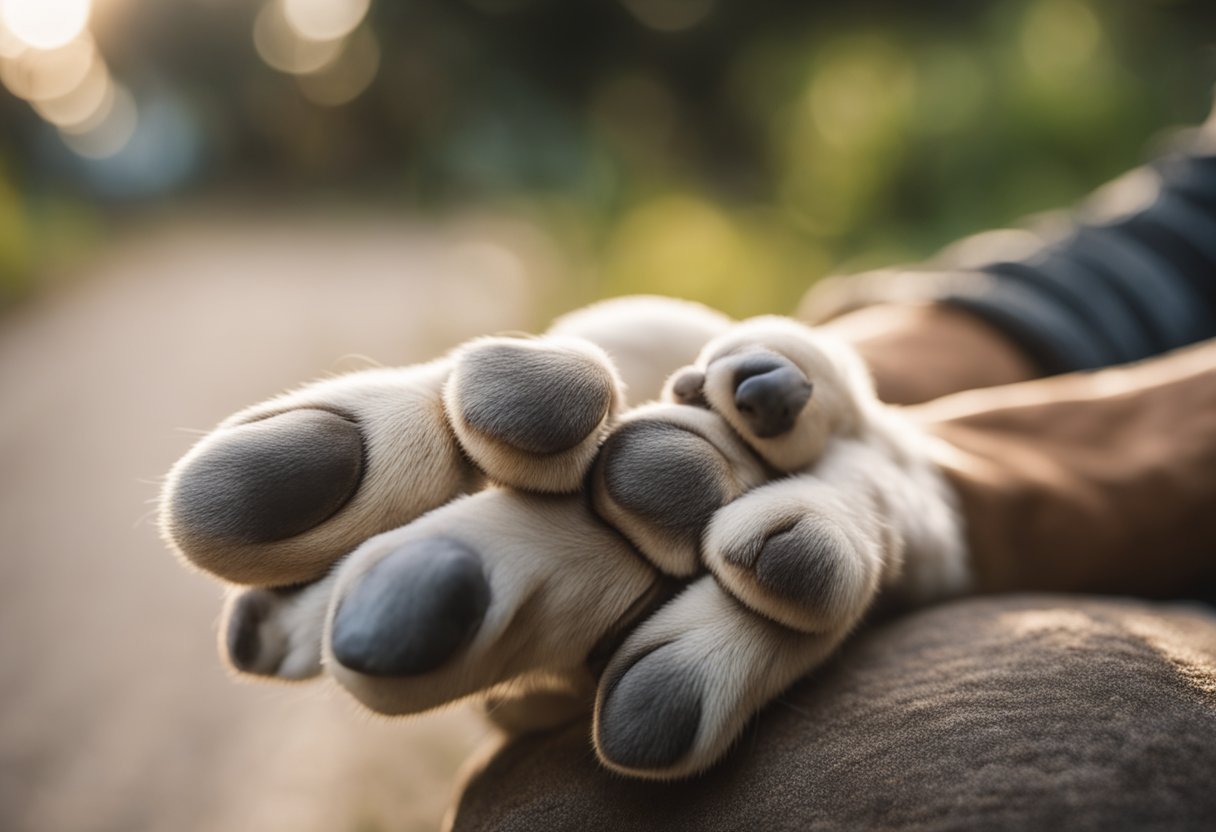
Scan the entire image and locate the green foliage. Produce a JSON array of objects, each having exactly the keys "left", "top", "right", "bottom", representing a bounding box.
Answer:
[
  {"left": 579, "top": 0, "right": 1214, "bottom": 315},
  {"left": 2, "top": 0, "right": 1213, "bottom": 316}
]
